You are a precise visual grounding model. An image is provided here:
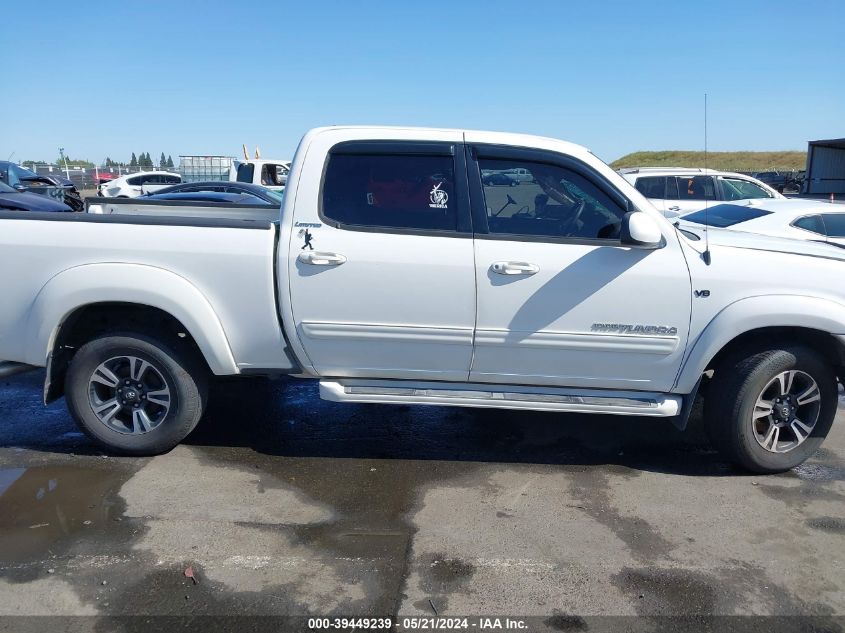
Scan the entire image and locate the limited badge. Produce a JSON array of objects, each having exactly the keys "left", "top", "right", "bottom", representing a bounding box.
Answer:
[{"left": 429, "top": 182, "right": 448, "bottom": 209}]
